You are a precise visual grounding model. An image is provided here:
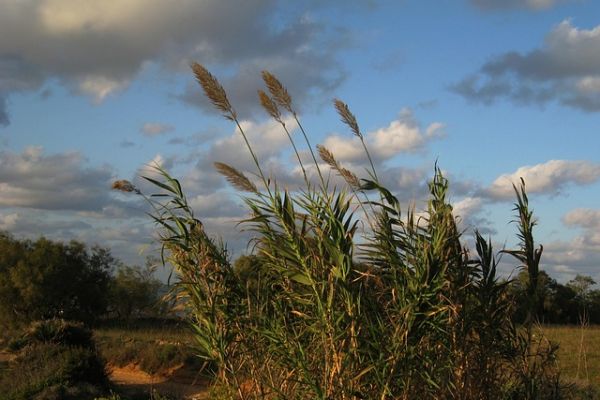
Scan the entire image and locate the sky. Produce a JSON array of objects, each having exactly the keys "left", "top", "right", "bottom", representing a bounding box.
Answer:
[{"left": 0, "top": 0, "right": 599, "bottom": 282}]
